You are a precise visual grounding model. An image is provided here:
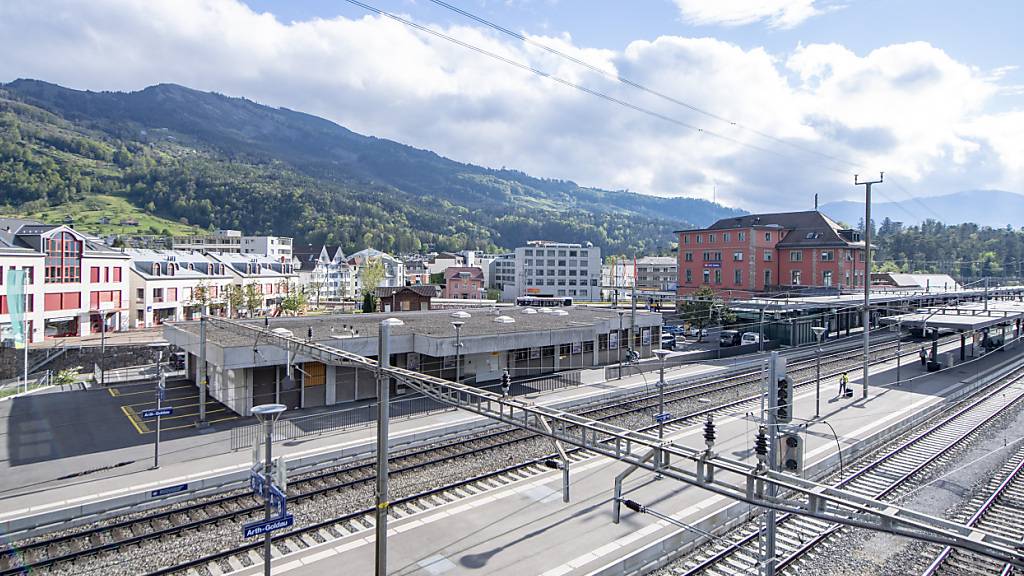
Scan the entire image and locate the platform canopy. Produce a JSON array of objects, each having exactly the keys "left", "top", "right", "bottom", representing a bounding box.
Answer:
[{"left": 880, "top": 301, "right": 1024, "bottom": 332}]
